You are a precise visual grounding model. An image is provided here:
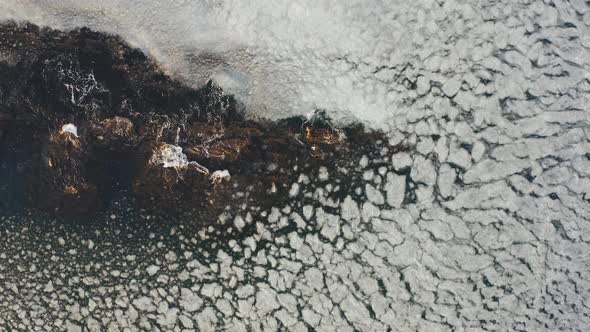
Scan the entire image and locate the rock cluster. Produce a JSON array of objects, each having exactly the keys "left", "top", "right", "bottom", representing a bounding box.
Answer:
[{"left": 0, "top": 22, "right": 378, "bottom": 221}]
